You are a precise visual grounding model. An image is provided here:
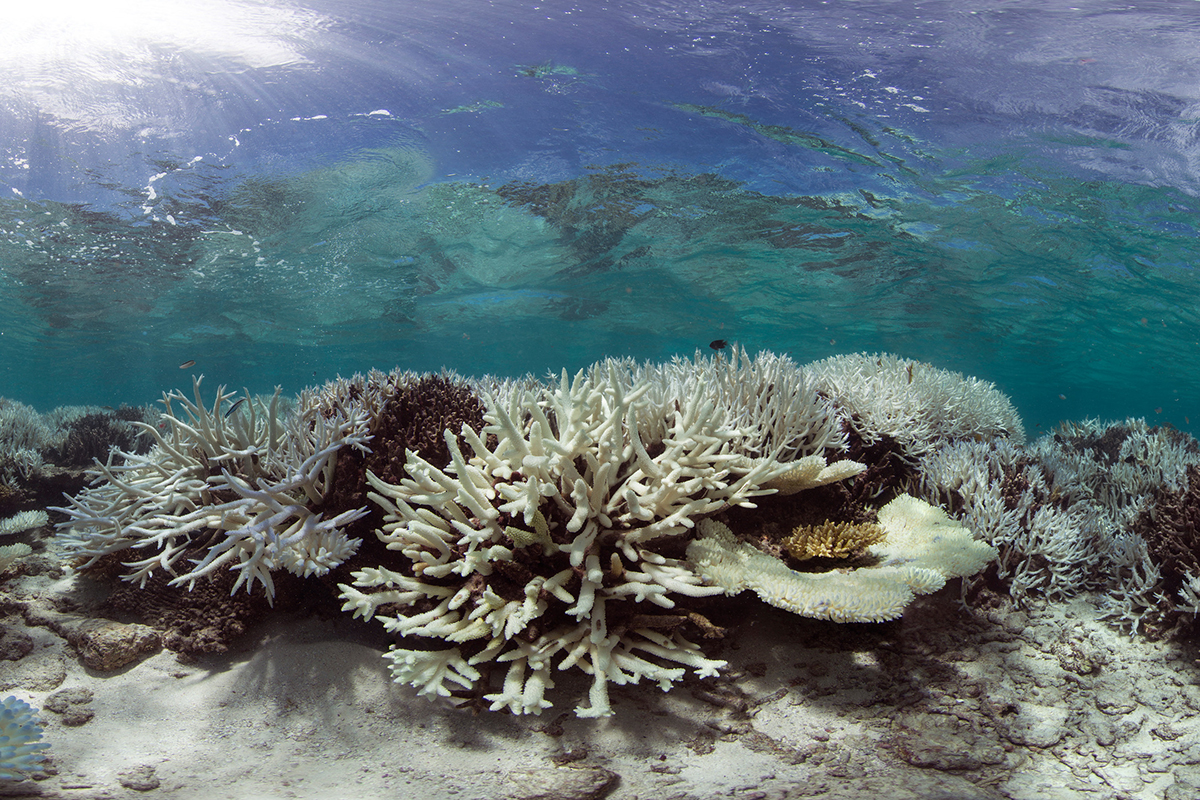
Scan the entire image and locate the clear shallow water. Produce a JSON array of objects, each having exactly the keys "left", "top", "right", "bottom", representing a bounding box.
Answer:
[{"left": 0, "top": 0, "right": 1198, "bottom": 438}]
